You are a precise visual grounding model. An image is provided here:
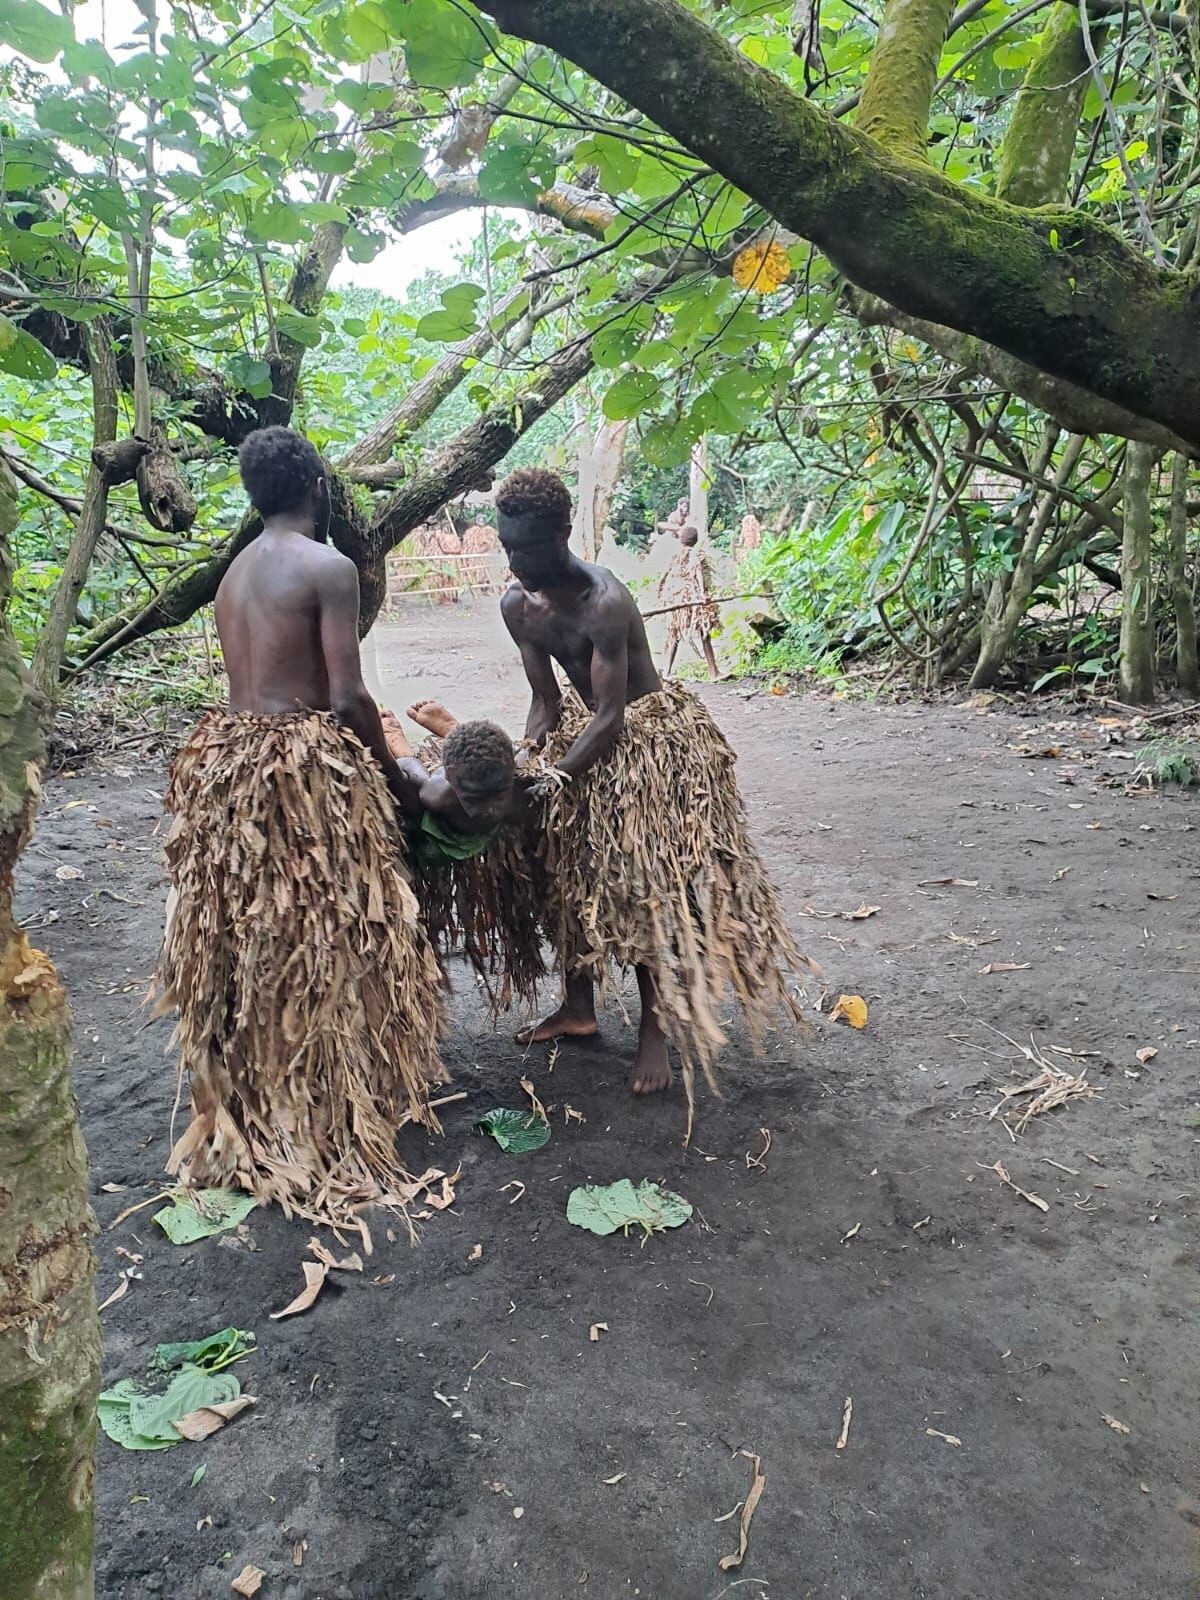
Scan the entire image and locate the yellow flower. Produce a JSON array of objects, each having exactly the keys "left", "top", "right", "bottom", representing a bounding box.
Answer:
[{"left": 731, "top": 239, "right": 792, "bottom": 294}]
